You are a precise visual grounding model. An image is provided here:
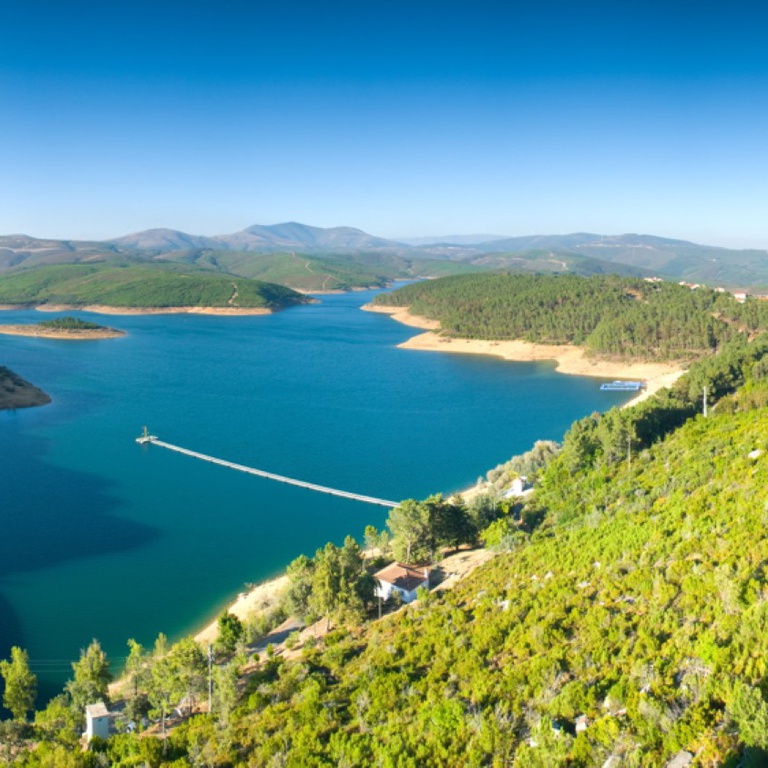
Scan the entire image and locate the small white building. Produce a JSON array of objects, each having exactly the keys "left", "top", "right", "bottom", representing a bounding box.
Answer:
[
  {"left": 503, "top": 476, "right": 533, "bottom": 499},
  {"left": 85, "top": 701, "right": 110, "bottom": 741},
  {"left": 374, "top": 563, "right": 430, "bottom": 604}
]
